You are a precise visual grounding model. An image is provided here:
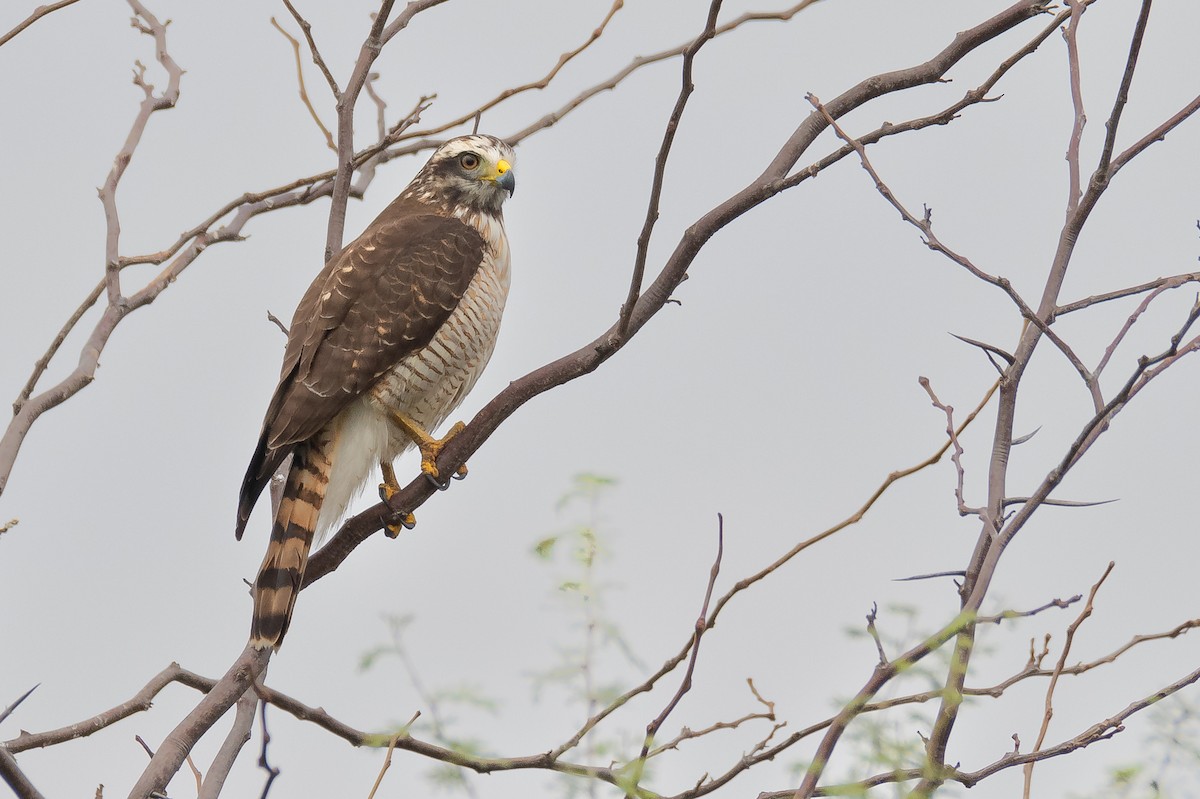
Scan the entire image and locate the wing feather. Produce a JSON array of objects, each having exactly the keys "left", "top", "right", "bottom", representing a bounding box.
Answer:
[{"left": 235, "top": 211, "right": 486, "bottom": 538}]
